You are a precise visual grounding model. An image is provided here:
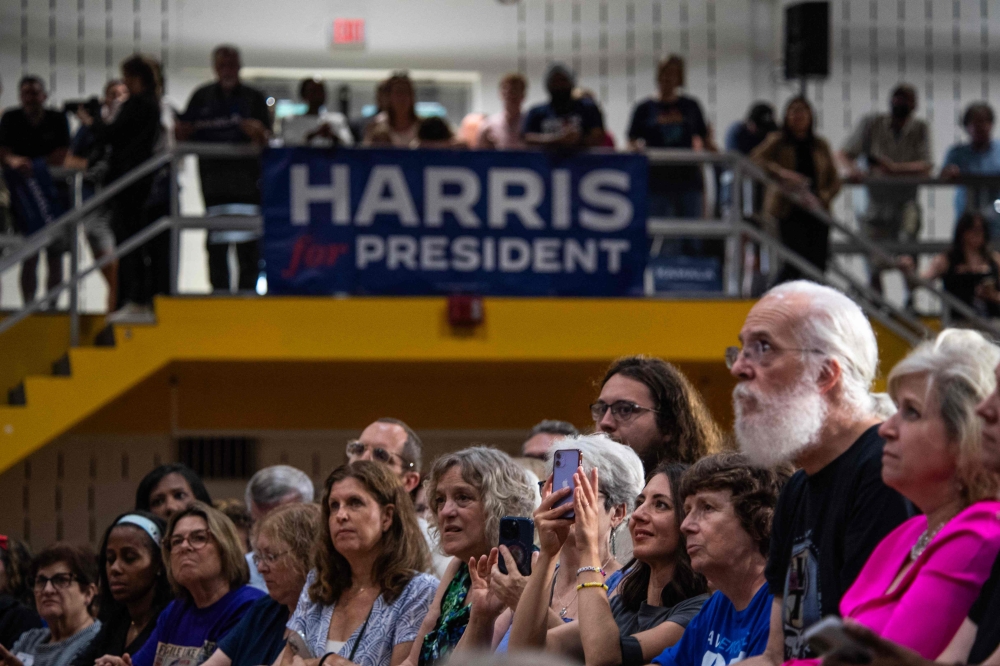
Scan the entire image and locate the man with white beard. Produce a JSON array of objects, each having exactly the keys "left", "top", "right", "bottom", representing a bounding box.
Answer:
[{"left": 728, "top": 280, "right": 912, "bottom": 664}]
